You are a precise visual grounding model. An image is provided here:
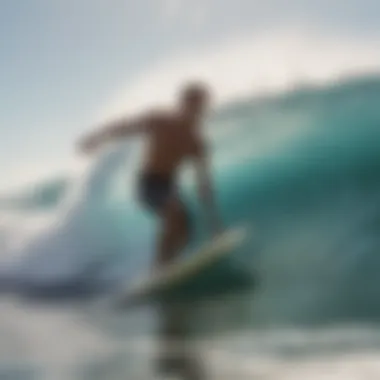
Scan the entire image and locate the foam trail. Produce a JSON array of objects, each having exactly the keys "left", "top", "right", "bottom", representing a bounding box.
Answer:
[{"left": 0, "top": 144, "right": 136, "bottom": 299}]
